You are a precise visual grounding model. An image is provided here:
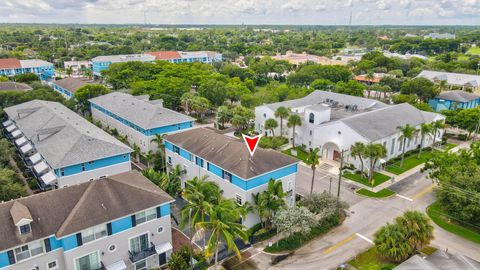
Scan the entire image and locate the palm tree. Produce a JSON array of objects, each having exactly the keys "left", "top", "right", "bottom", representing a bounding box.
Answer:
[
  {"left": 350, "top": 142, "right": 366, "bottom": 177},
  {"left": 264, "top": 118, "right": 278, "bottom": 136},
  {"left": 418, "top": 123, "right": 433, "bottom": 158},
  {"left": 395, "top": 211, "right": 434, "bottom": 254},
  {"left": 144, "top": 150, "right": 155, "bottom": 168},
  {"left": 305, "top": 148, "right": 320, "bottom": 195},
  {"left": 431, "top": 120, "right": 445, "bottom": 148},
  {"left": 217, "top": 105, "right": 233, "bottom": 129},
  {"left": 364, "top": 143, "right": 387, "bottom": 185},
  {"left": 181, "top": 92, "right": 195, "bottom": 114},
  {"left": 374, "top": 222, "right": 413, "bottom": 263},
  {"left": 251, "top": 179, "right": 285, "bottom": 228},
  {"left": 275, "top": 106, "right": 290, "bottom": 137},
  {"left": 151, "top": 134, "right": 166, "bottom": 171},
  {"left": 397, "top": 124, "right": 417, "bottom": 167},
  {"left": 287, "top": 114, "right": 302, "bottom": 147},
  {"left": 132, "top": 143, "right": 141, "bottom": 162},
  {"left": 198, "top": 199, "right": 249, "bottom": 269}
]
